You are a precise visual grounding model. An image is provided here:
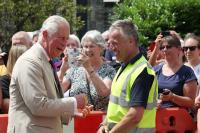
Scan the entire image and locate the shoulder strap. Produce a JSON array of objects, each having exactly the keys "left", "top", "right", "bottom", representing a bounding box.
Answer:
[{"left": 85, "top": 74, "right": 96, "bottom": 109}]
